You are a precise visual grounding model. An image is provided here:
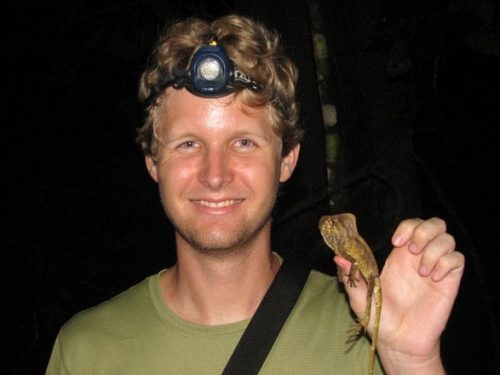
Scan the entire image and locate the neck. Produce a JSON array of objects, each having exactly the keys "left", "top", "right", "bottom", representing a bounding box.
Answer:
[{"left": 159, "top": 234, "right": 281, "bottom": 326}]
